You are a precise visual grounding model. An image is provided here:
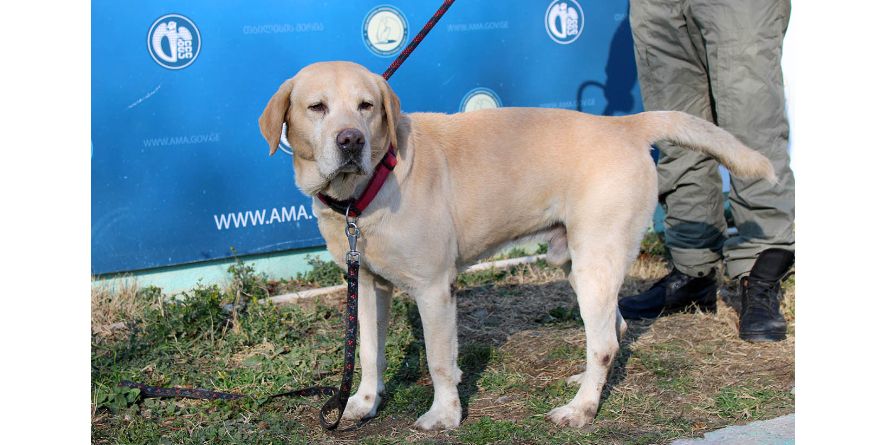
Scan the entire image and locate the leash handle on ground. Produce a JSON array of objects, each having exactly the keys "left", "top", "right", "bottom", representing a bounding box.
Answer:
[
  {"left": 119, "top": 380, "right": 336, "bottom": 402},
  {"left": 119, "top": 380, "right": 247, "bottom": 400}
]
